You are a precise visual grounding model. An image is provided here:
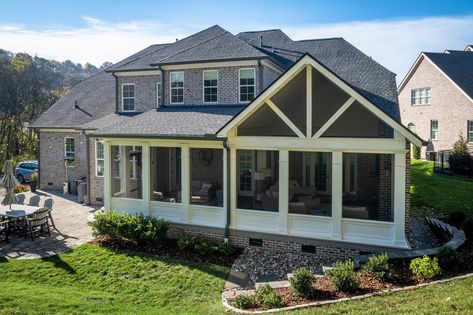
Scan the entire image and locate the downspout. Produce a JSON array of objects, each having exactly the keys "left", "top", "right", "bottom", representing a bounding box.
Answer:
[
  {"left": 112, "top": 72, "right": 119, "bottom": 112},
  {"left": 160, "top": 67, "right": 165, "bottom": 107},
  {"left": 85, "top": 133, "right": 91, "bottom": 204},
  {"left": 223, "top": 139, "right": 231, "bottom": 242}
]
